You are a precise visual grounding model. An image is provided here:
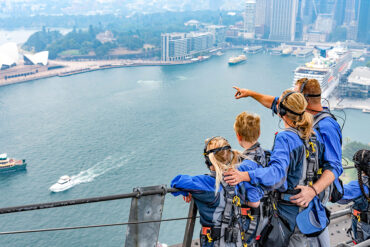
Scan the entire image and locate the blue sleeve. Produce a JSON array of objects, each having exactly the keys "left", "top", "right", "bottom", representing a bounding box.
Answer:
[
  {"left": 271, "top": 96, "right": 279, "bottom": 114},
  {"left": 238, "top": 160, "right": 260, "bottom": 172},
  {"left": 248, "top": 134, "right": 289, "bottom": 188},
  {"left": 171, "top": 174, "right": 215, "bottom": 197},
  {"left": 338, "top": 181, "right": 369, "bottom": 204},
  {"left": 237, "top": 160, "right": 264, "bottom": 202},
  {"left": 318, "top": 119, "right": 343, "bottom": 179},
  {"left": 244, "top": 182, "right": 264, "bottom": 202}
]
